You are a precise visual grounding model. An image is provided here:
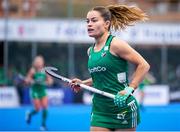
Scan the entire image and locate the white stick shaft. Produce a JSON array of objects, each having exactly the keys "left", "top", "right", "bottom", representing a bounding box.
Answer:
[
  {"left": 80, "top": 83, "right": 115, "bottom": 99},
  {"left": 45, "top": 67, "right": 115, "bottom": 99},
  {"left": 60, "top": 76, "right": 115, "bottom": 99}
]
